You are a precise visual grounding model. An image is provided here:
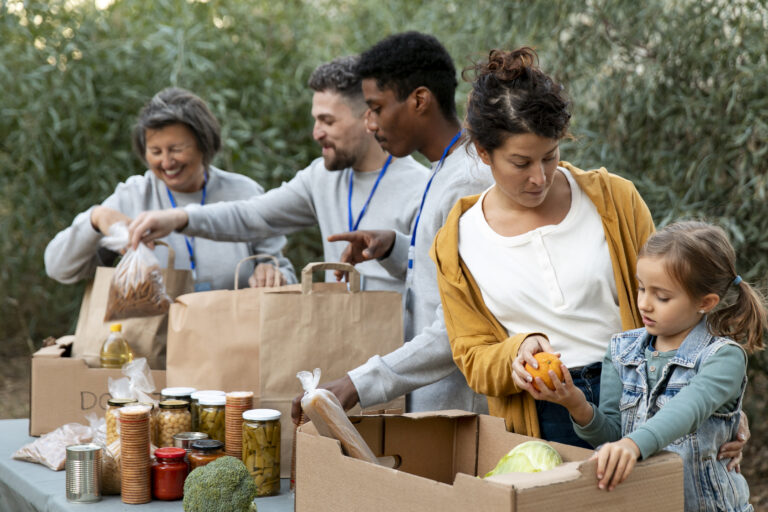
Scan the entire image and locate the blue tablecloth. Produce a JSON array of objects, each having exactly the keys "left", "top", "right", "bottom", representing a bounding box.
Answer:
[{"left": 0, "top": 419, "right": 294, "bottom": 511}]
